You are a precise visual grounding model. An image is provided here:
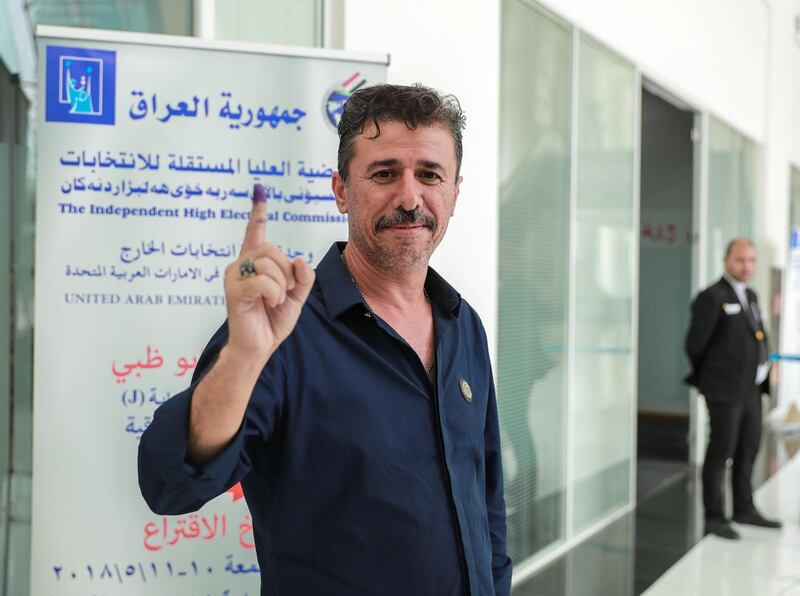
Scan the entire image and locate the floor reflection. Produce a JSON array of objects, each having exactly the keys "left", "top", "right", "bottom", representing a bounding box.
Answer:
[{"left": 512, "top": 428, "right": 797, "bottom": 596}]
